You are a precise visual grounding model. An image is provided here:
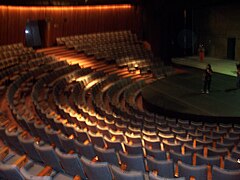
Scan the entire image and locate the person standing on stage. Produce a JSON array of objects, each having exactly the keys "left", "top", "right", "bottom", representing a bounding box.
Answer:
[
  {"left": 236, "top": 64, "right": 240, "bottom": 89},
  {"left": 202, "top": 64, "right": 213, "bottom": 94}
]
